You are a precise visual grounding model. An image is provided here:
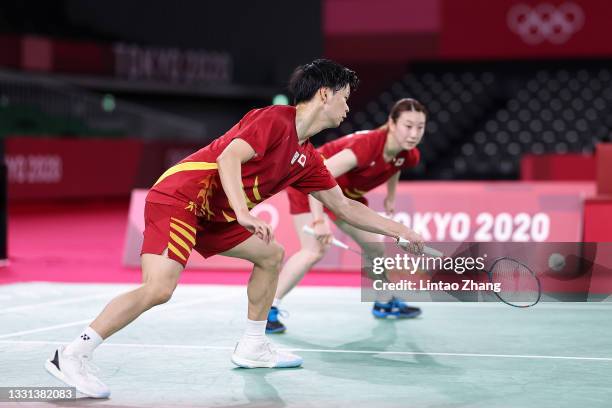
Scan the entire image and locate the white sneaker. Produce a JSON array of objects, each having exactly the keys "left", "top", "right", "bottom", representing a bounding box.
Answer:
[
  {"left": 231, "top": 339, "right": 303, "bottom": 368},
  {"left": 44, "top": 346, "right": 110, "bottom": 398}
]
